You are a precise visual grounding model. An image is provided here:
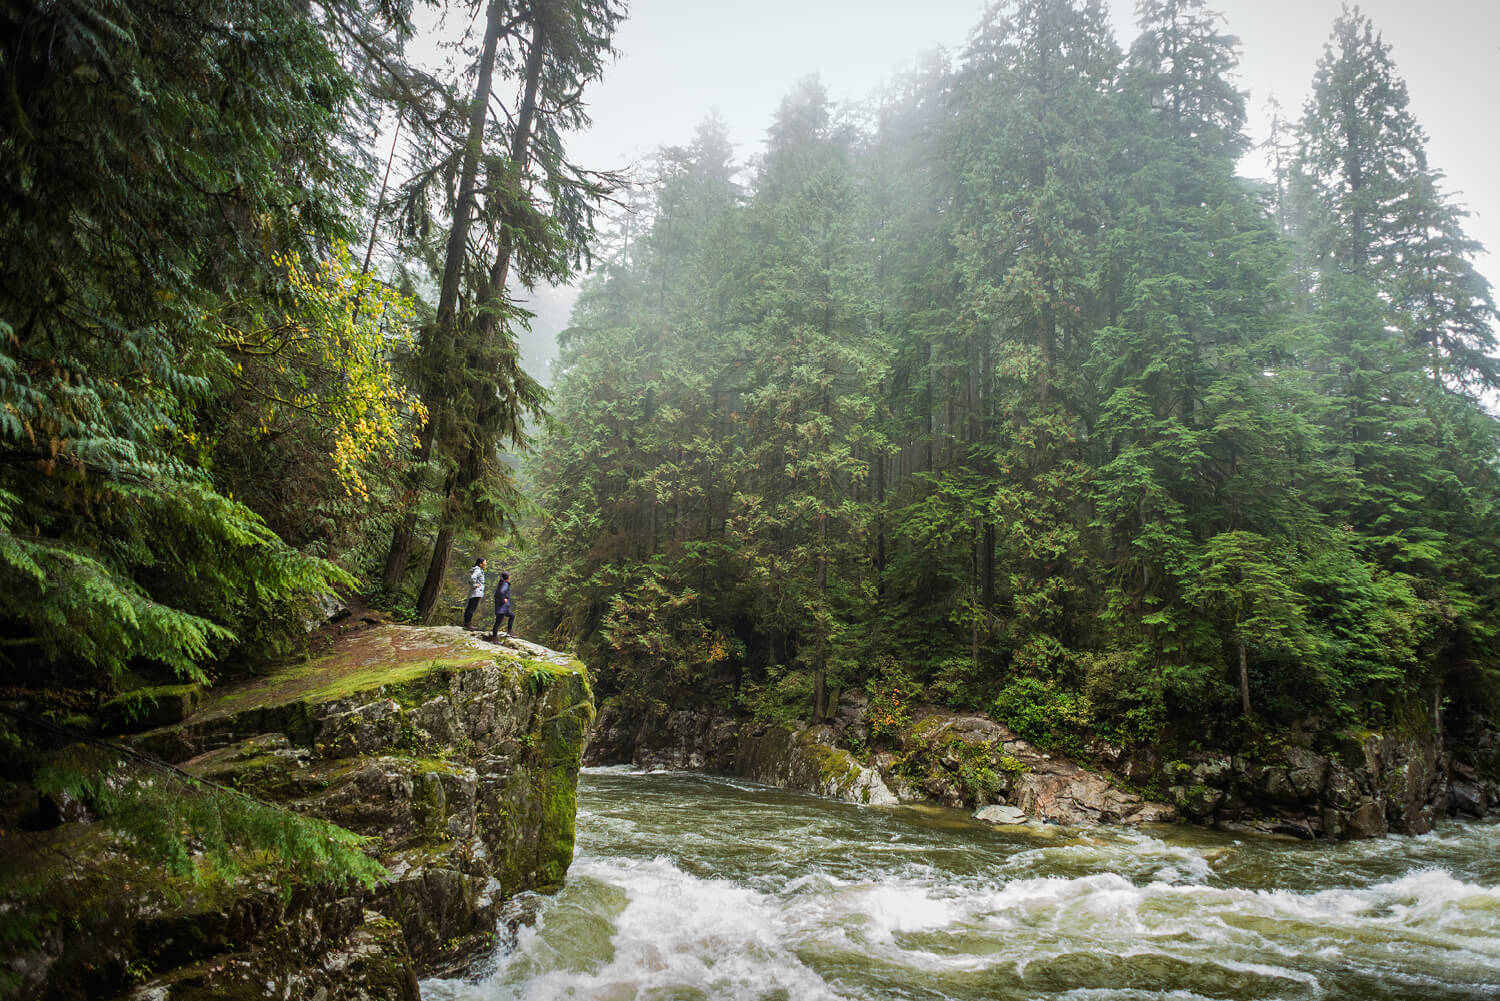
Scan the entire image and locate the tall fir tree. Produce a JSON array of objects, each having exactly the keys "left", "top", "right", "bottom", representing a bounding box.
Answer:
[{"left": 1291, "top": 6, "right": 1500, "bottom": 720}]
